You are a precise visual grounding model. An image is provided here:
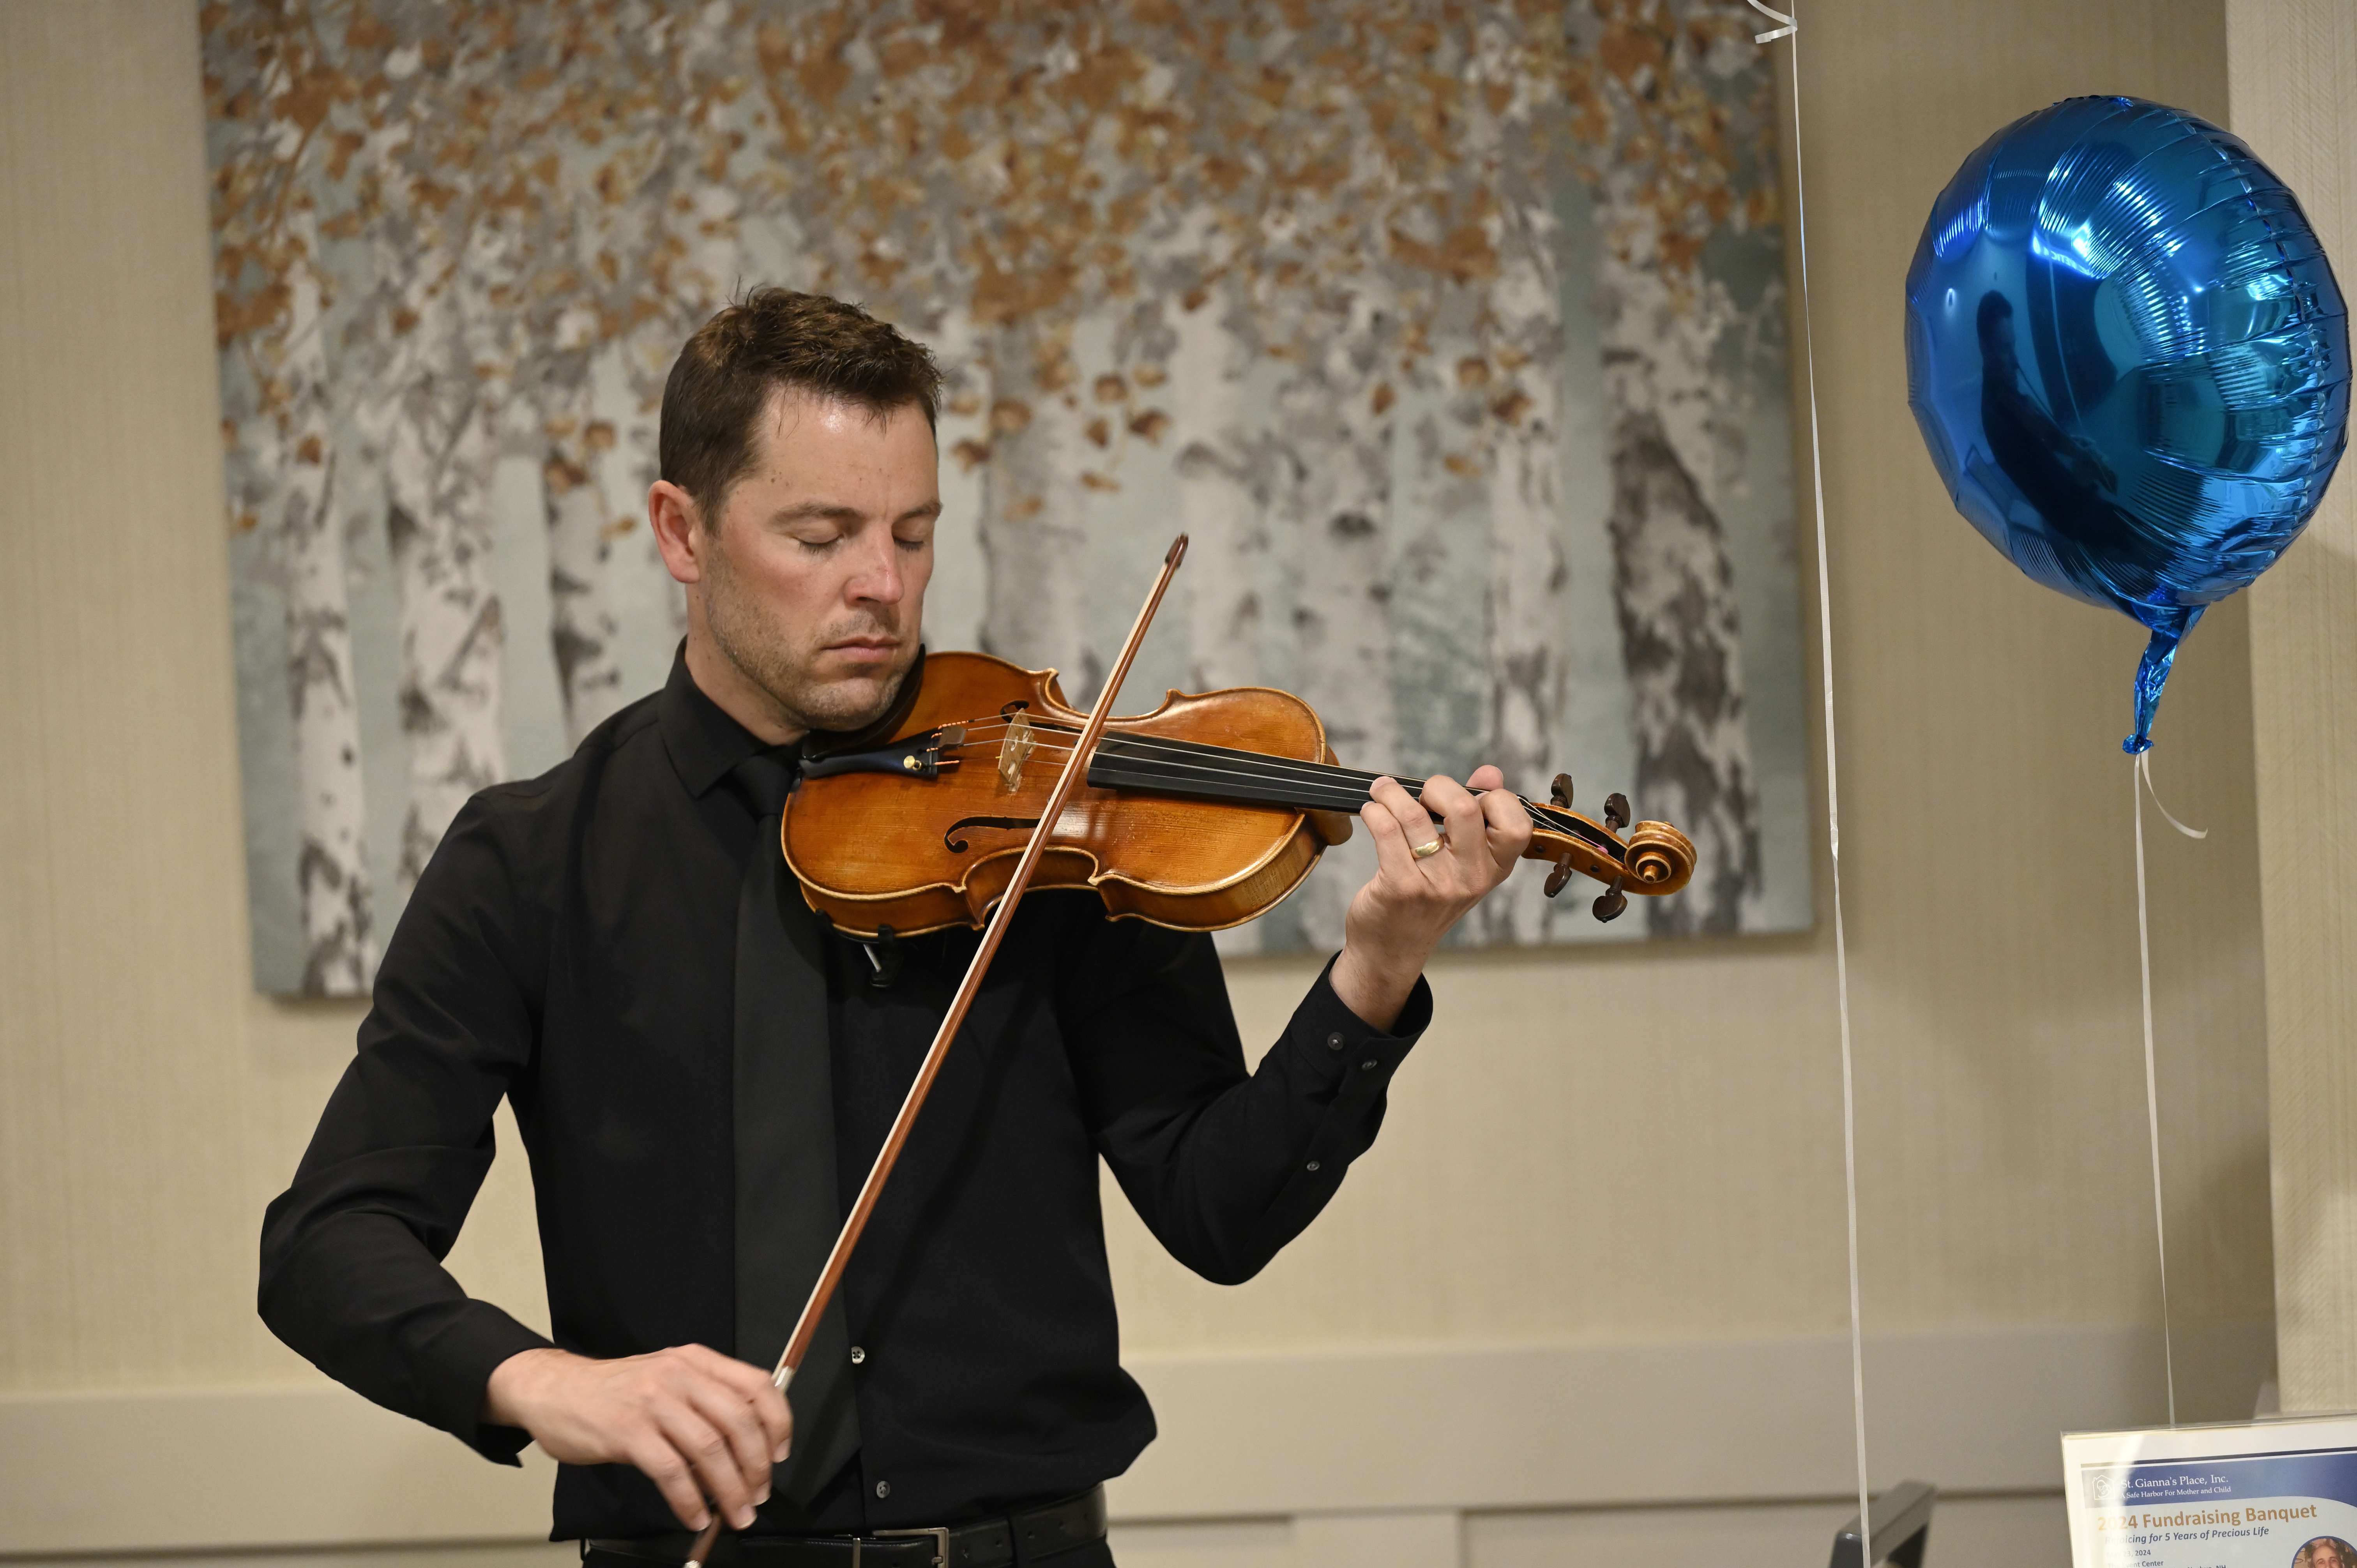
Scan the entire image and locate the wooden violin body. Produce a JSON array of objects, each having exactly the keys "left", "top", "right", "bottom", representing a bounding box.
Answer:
[
  {"left": 784, "top": 650, "right": 1696, "bottom": 939},
  {"left": 787, "top": 652, "right": 1338, "bottom": 936}
]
